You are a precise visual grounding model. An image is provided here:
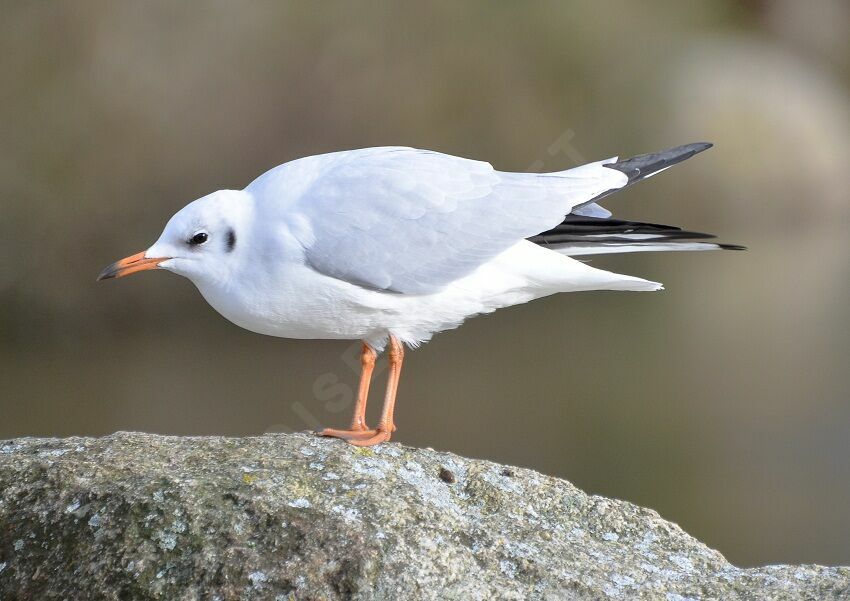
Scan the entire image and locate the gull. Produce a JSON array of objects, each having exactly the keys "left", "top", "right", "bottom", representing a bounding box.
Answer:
[{"left": 98, "top": 142, "right": 741, "bottom": 446}]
